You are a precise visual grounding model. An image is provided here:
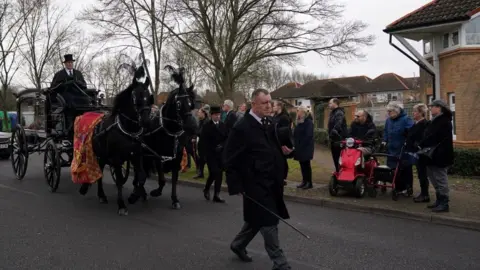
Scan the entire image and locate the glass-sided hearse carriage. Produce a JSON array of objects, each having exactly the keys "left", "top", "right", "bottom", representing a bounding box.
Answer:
[{"left": 10, "top": 84, "right": 110, "bottom": 192}]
